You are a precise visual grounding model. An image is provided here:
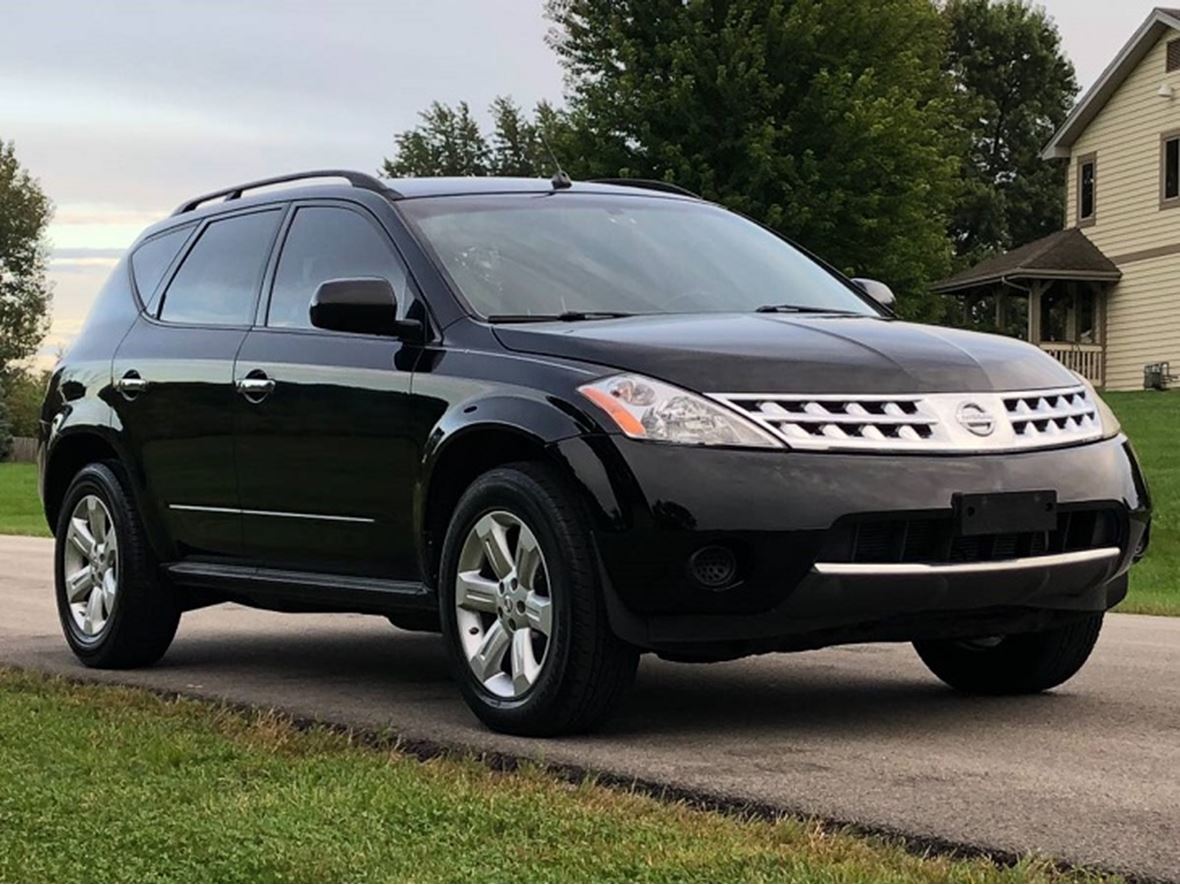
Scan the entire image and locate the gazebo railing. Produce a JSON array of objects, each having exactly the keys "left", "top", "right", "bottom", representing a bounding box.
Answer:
[{"left": 1040, "top": 342, "right": 1104, "bottom": 386}]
